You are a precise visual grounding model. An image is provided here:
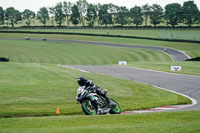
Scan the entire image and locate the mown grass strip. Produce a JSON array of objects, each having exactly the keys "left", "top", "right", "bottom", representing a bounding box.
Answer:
[
  {"left": 0, "top": 33, "right": 199, "bottom": 58},
  {"left": 0, "top": 39, "right": 171, "bottom": 65},
  {"left": 126, "top": 61, "right": 200, "bottom": 76},
  {"left": 0, "top": 111, "right": 199, "bottom": 133},
  {"left": 3, "top": 28, "right": 200, "bottom": 41}
]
